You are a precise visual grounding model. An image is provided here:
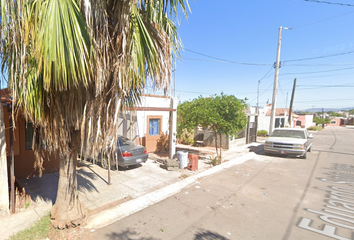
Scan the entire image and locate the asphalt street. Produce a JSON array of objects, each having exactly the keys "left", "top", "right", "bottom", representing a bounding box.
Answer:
[{"left": 87, "top": 127, "right": 354, "bottom": 240}]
